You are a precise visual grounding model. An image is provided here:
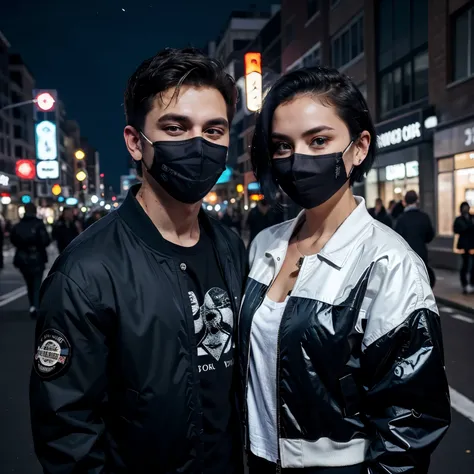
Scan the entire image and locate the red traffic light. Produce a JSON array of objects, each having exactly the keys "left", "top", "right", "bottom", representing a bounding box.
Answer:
[
  {"left": 100, "top": 173, "right": 105, "bottom": 178},
  {"left": 35, "top": 92, "right": 55, "bottom": 112},
  {"left": 16, "top": 159, "right": 36, "bottom": 180},
  {"left": 112, "top": 196, "right": 117, "bottom": 202}
]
